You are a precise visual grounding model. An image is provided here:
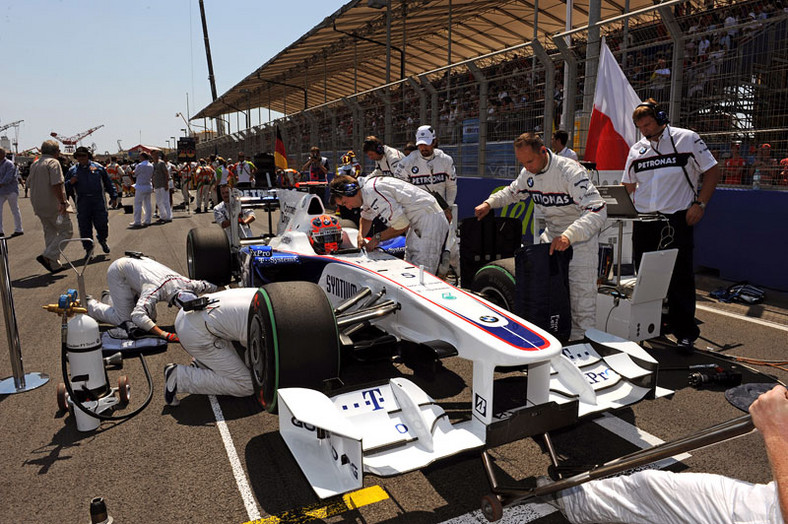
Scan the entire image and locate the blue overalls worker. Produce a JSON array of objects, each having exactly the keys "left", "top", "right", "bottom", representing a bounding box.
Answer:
[{"left": 66, "top": 146, "right": 117, "bottom": 256}]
